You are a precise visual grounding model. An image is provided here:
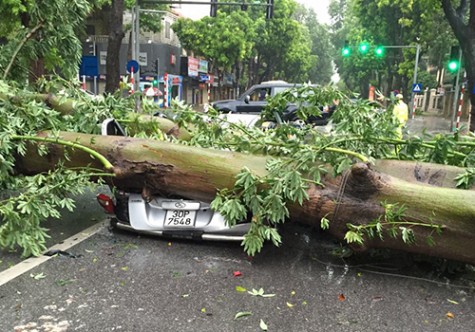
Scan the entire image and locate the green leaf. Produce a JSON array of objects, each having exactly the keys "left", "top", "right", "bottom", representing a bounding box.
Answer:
[
  {"left": 235, "top": 286, "right": 247, "bottom": 293},
  {"left": 30, "top": 272, "right": 46, "bottom": 280},
  {"left": 234, "top": 311, "right": 253, "bottom": 320},
  {"left": 400, "top": 227, "right": 415, "bottom": 244},
  {"left": 260, "top": 319, "right": 268, "bottom": 331},
  {"left": 55, "top": 279, "right": 75, "bottom": 286},
  {"left": 248, "top": 288, "right": 275, "bottom": 297},
  {"left": 344, "top": 230, "right": 364, "bottom": 245},
  {"left": 320, "top": 217, "right": 330, "bottom": 230}
]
